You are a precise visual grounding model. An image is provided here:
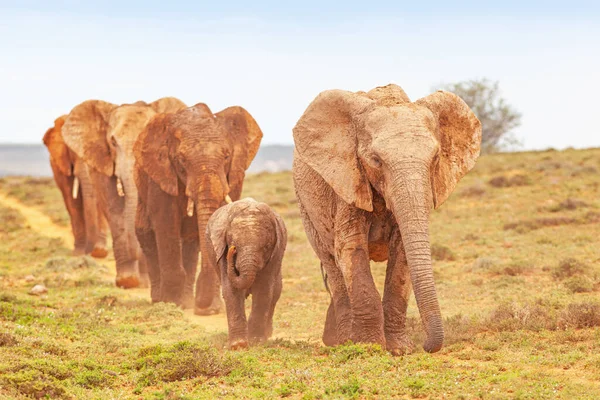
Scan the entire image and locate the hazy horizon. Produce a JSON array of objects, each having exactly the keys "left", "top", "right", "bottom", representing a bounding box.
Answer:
[{"left": 1, "top": 2, "right": 599, "bottom": 150}]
